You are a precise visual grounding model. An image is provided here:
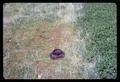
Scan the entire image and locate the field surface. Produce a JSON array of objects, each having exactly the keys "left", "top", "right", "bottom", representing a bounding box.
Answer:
[{"left": 3, "top": 3, "right": 116, "bottom": 79}]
